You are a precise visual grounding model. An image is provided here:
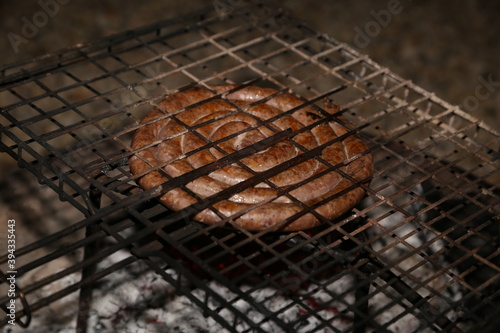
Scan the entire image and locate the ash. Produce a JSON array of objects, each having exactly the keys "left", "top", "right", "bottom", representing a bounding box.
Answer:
[{"left": 2, "top": 183, "right": 465, "bottom": 333}]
